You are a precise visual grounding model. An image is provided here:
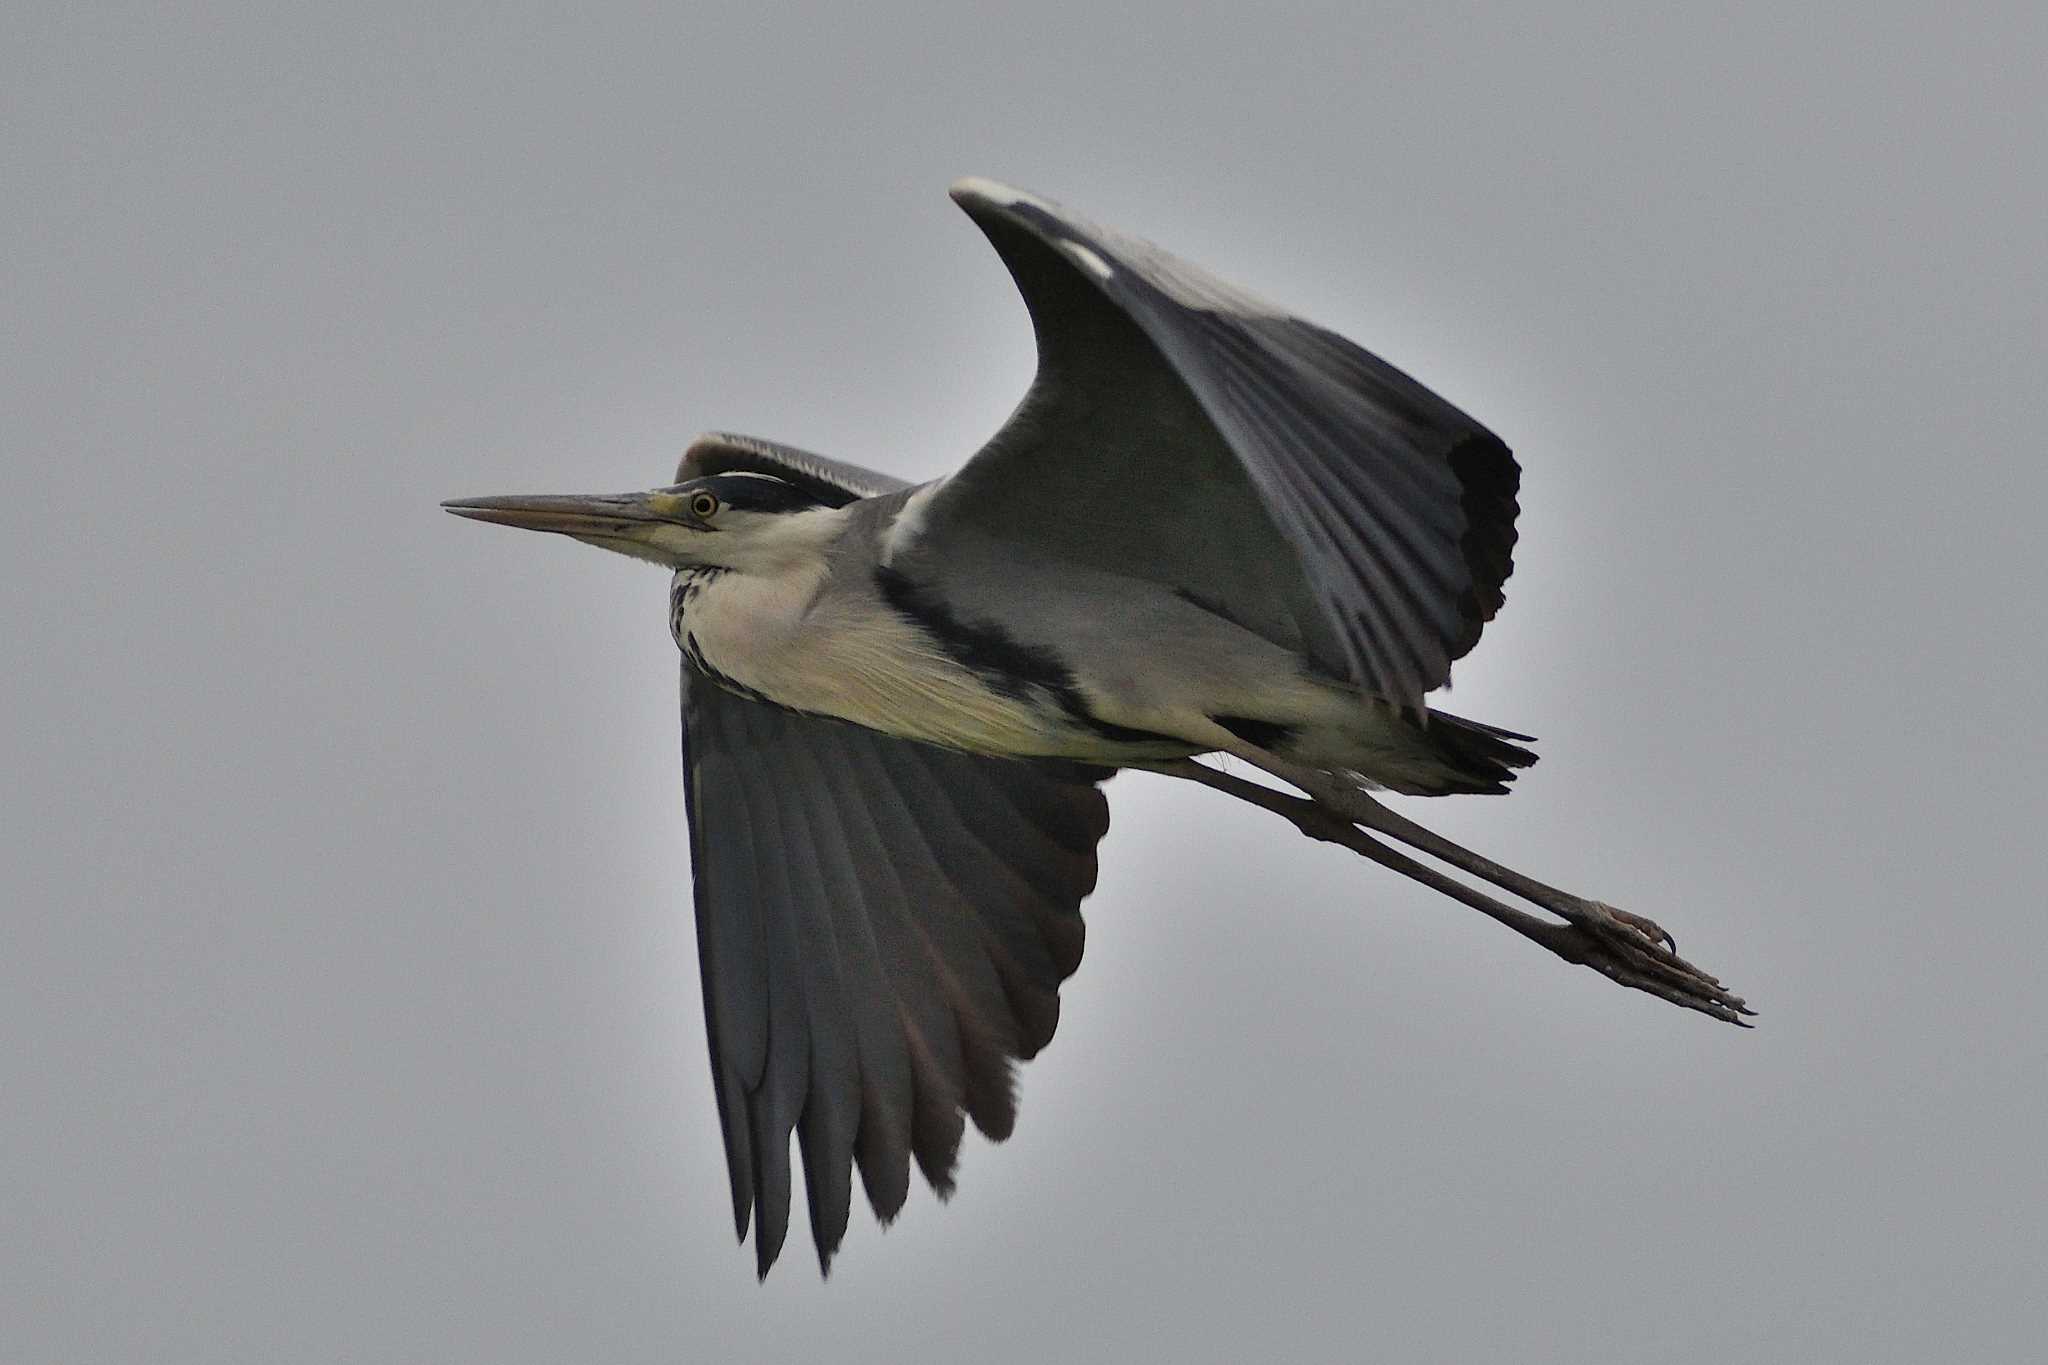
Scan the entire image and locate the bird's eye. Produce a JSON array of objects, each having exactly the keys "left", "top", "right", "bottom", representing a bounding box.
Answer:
[{"left": 691, "top": 492, "right": 720, "bottom": 519}]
